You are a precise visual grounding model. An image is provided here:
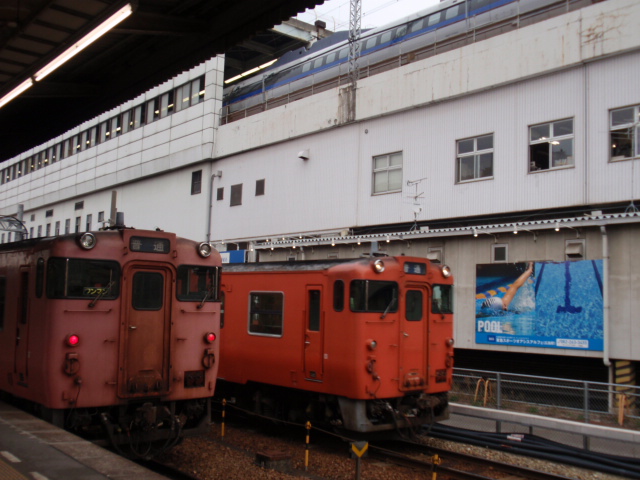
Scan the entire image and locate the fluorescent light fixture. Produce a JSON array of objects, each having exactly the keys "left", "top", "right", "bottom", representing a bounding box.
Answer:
[
  {"left": 0, "top": 78, "right": 33, "bottom": 108},
  {"left": 34, "top": 3, "right": 133, "bottom": 82},
  {"left": 224, "top": 59, "right": 278, "bottom": 85}
]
